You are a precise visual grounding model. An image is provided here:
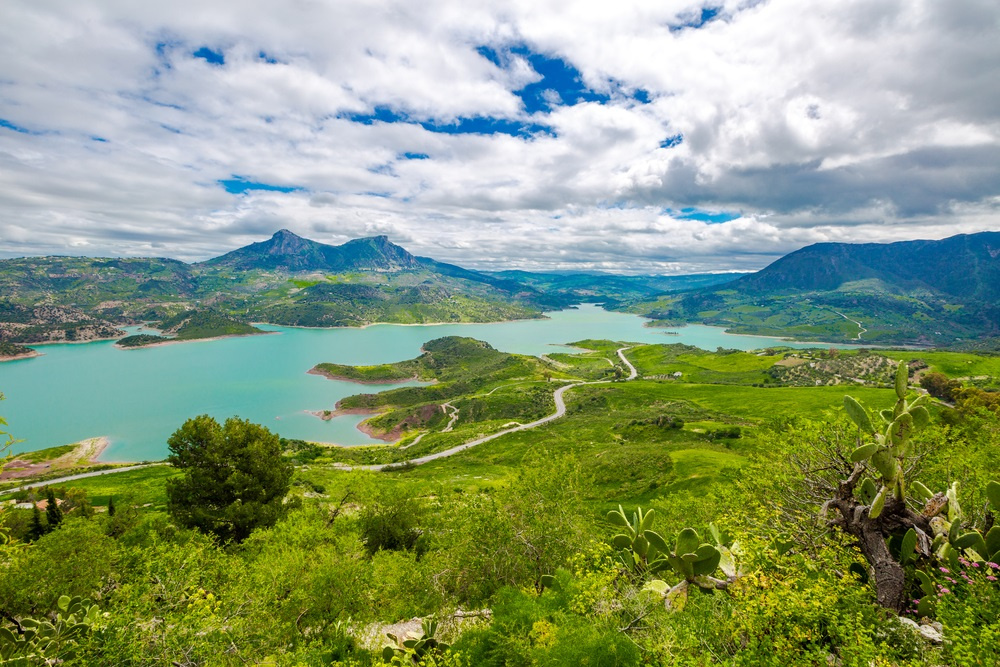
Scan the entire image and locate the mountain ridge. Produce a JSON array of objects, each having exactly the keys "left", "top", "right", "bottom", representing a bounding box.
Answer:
[
  {"left": 202, "top": 229, "right": 423, "bottom": 272},
  {"left": 633, "top": 231, "right": 1000, "bottom": 345}
]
